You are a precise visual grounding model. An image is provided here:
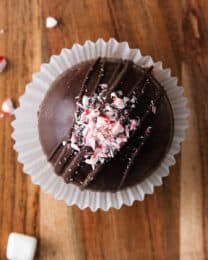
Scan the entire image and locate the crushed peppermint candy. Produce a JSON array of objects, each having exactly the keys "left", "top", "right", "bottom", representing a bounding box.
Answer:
[
  {"left": 62, "top": 140, "right": 67, "bottom": 146},
  {"left": 1, "top": 98, "right": 15, "bottom": 115},
  {"left": 70, "top": 85, "right": 140, "bottom": 169},
  {"left": 145, "top": 126, "right": 152, "bottom": 135},
  {"left": 111, "top": 92, "right": 129, "bottom": 109},
  {"left": 151, "top": 100, "right": 157, "bottom": 114},
  {"left": 0, "top": 56, "right": 7, "bottom": 72}
]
